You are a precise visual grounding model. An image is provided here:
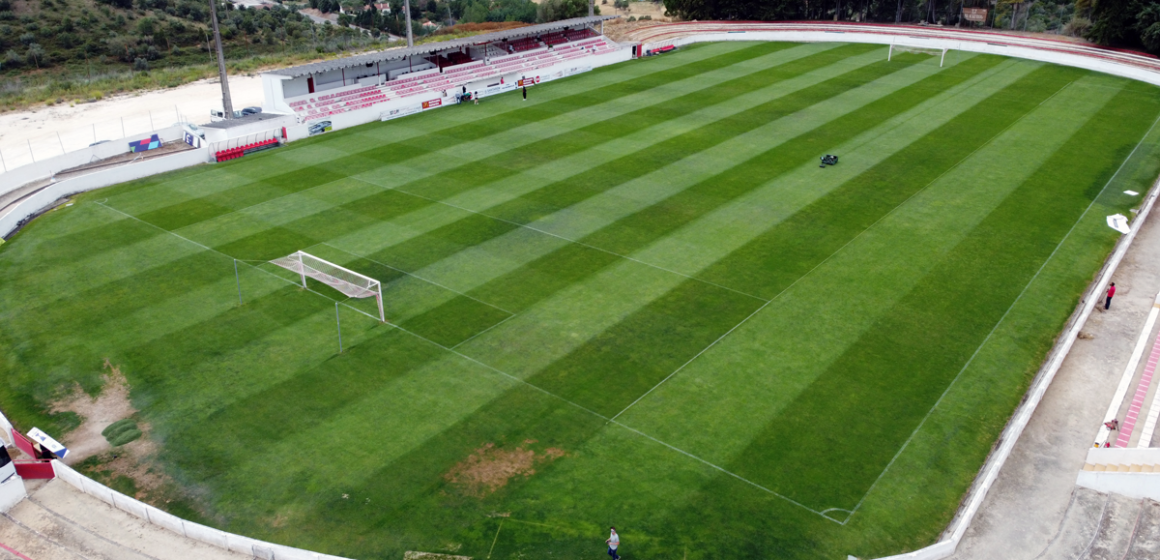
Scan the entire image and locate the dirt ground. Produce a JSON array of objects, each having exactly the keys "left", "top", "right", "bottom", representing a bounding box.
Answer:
[
  {"left": 0, "top": 74, "right": 265, "bottom": 156},
  {"left": 47, "top": 360, "right": 171, "bottom": 500},
  {"left": 443, "top": 442, "right": 566, "bottom": 497}
]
